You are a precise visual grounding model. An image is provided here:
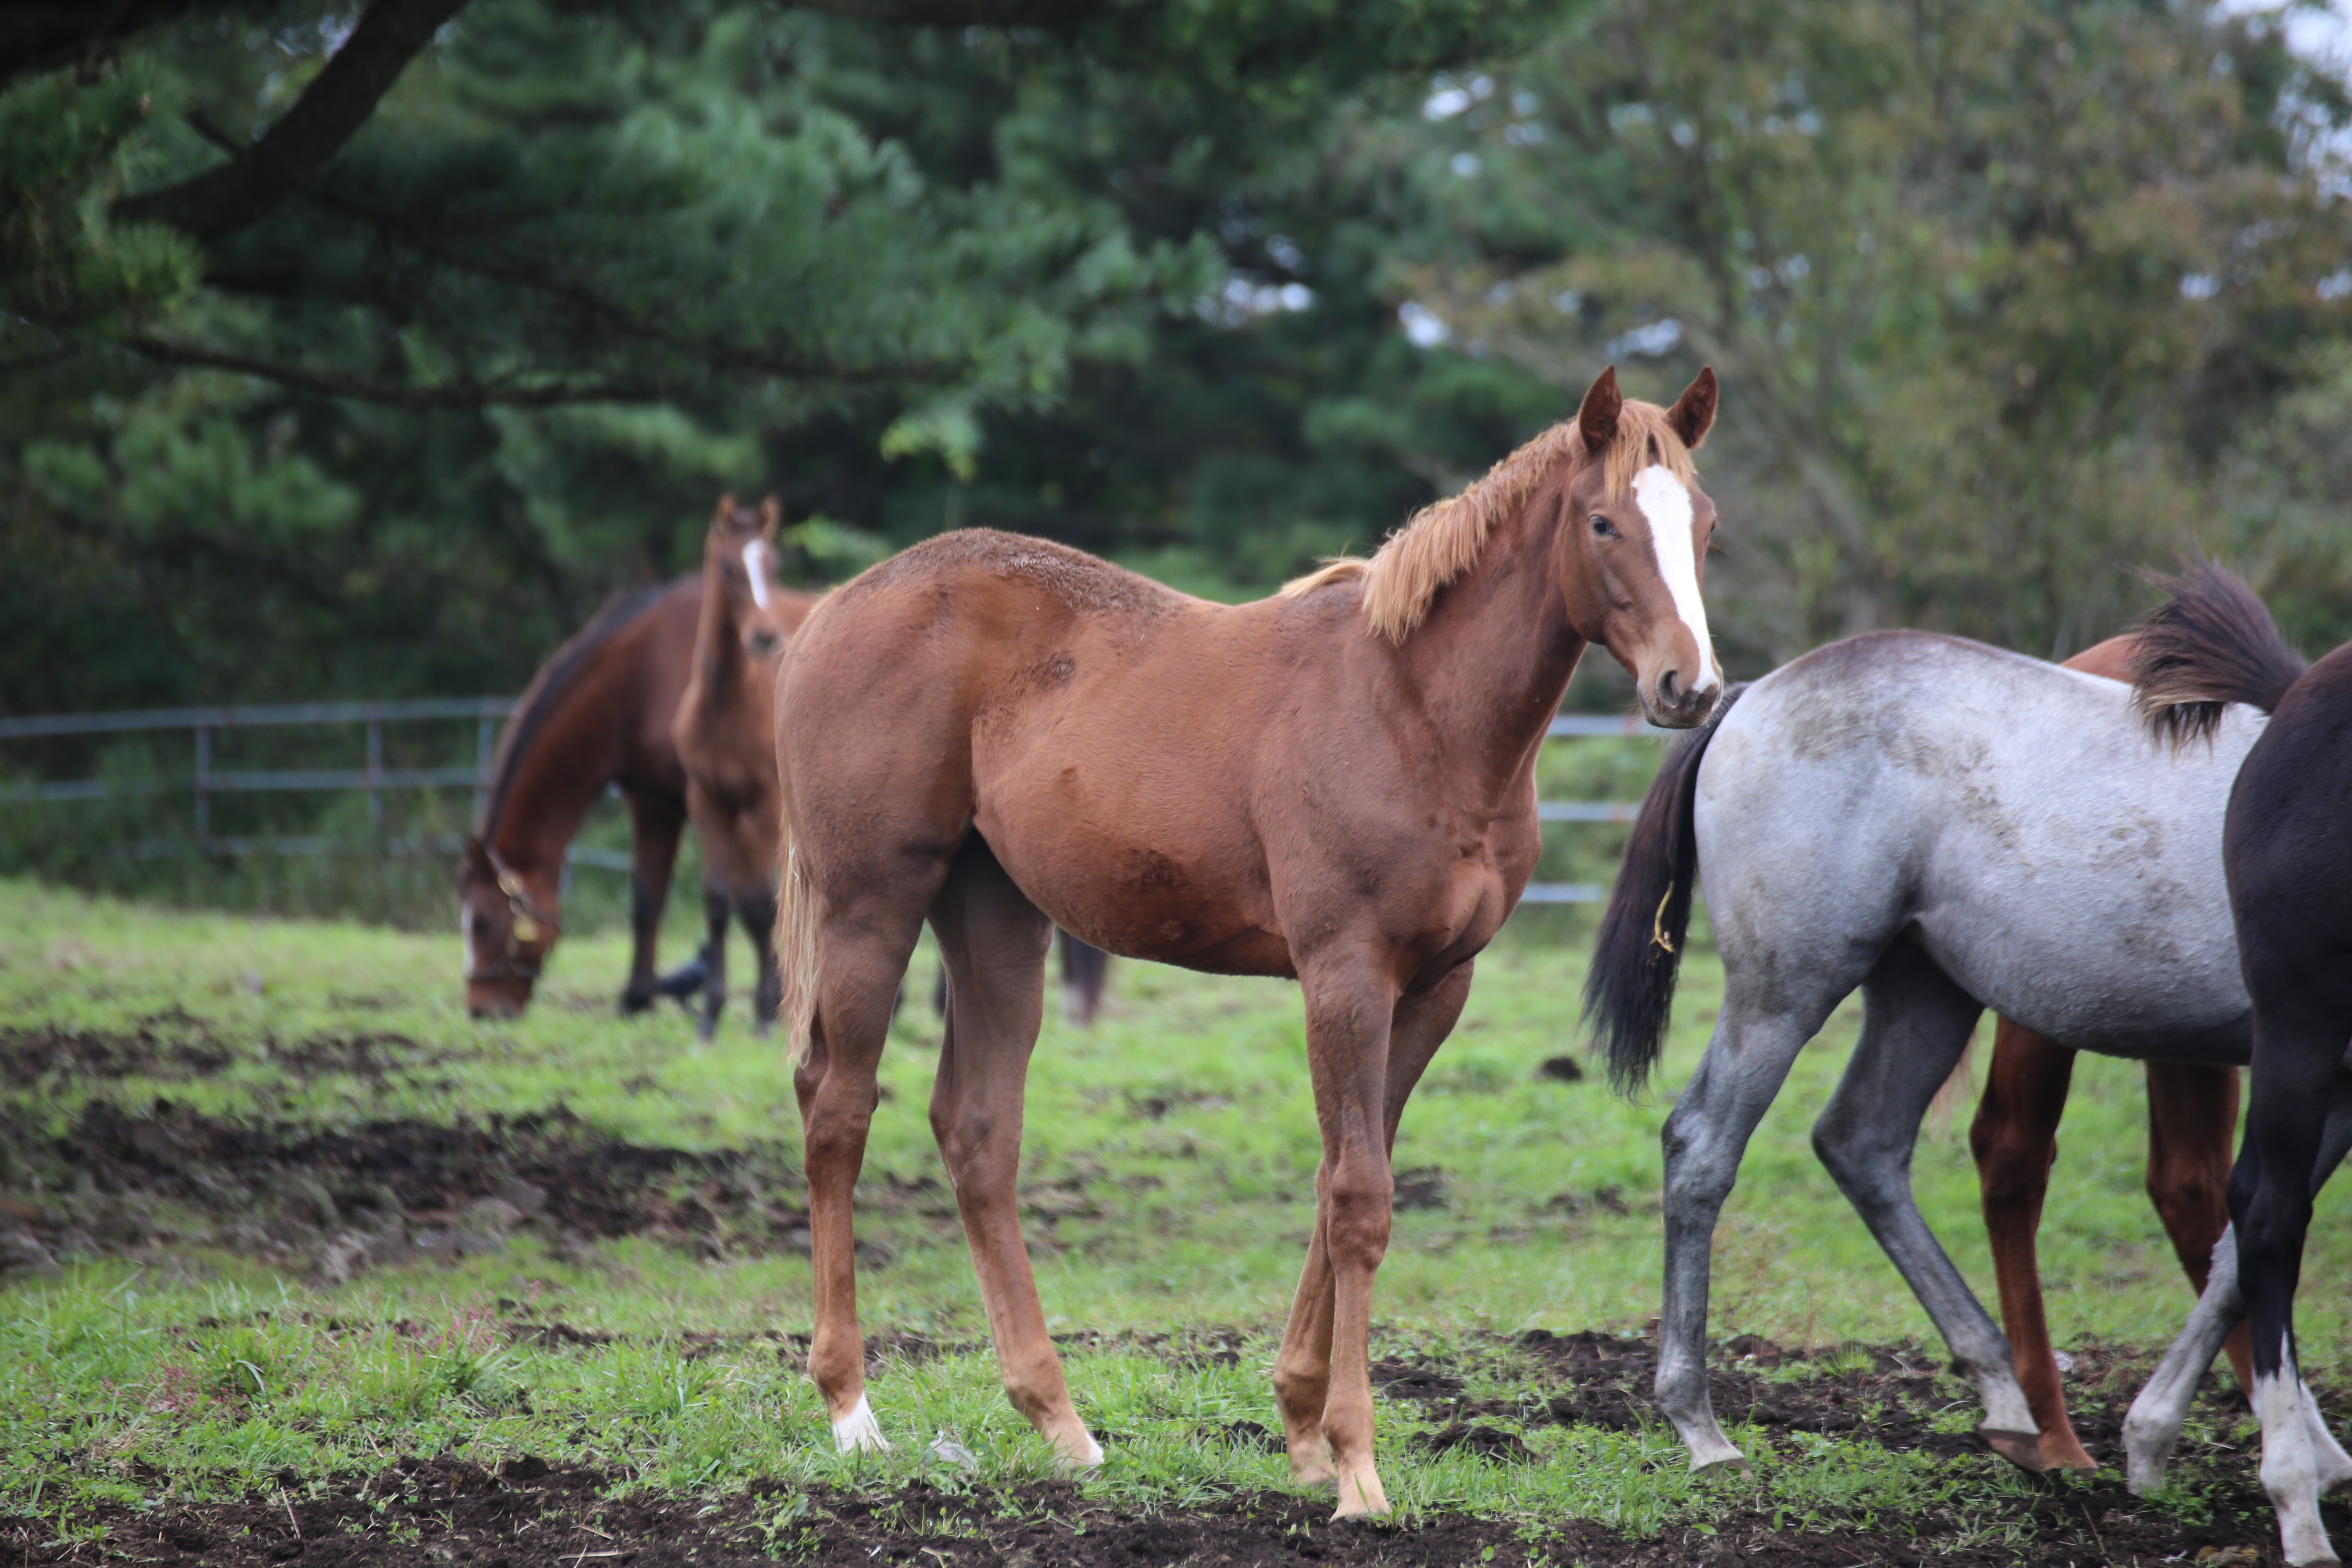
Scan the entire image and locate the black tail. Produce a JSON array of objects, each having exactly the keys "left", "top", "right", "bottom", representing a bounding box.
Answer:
[
  {"left": 2131, "top": 558, "right": 2307, "bottom": 745},
  {"left": 1582, "top": 685, "right": 1746, "bottom": 1094}
]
